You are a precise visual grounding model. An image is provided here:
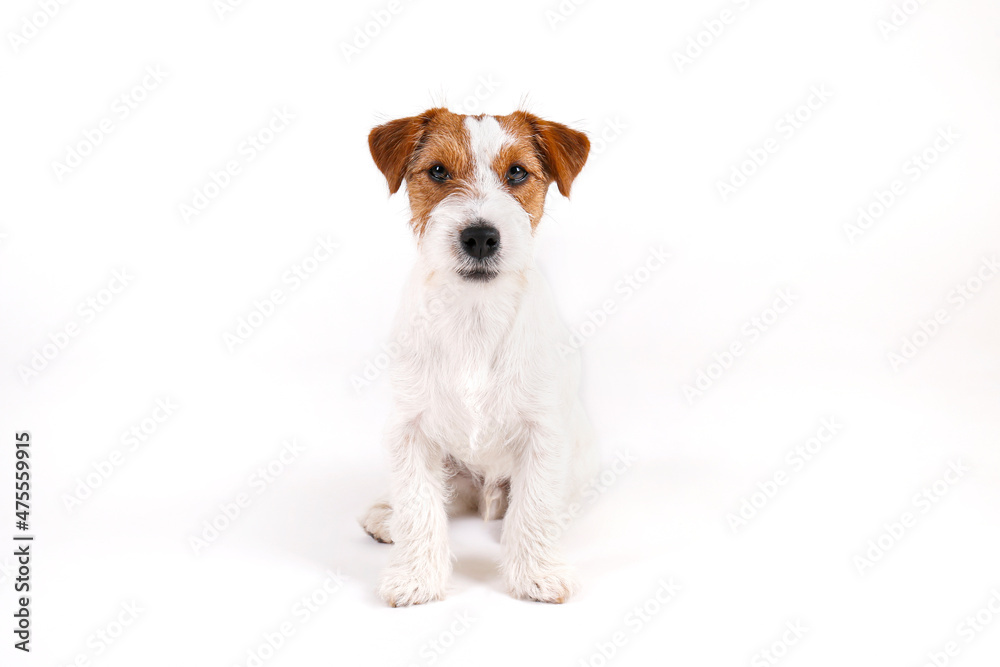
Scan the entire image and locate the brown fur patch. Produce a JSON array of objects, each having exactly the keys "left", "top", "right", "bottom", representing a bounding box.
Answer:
[
  {"left": 368, "top": 111, "right": 431, "bottom": 195},
  {"left": 501, "top": 110, "right": 590, "bottom": 198},
  {"left": 494, "top": 113, "right": 550, "bottom": 231},
  {"left": 404, "top": 110, "right": 471, "bottom": 237}
]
